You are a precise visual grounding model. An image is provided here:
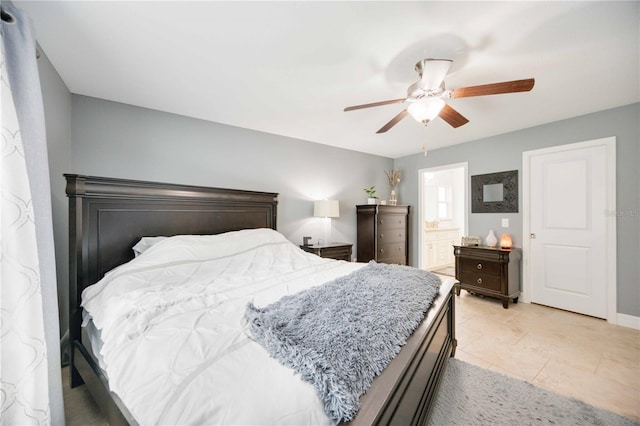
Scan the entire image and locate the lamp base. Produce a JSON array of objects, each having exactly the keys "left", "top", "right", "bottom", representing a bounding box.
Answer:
[{"left": 318, "top": 217, "right": 332, "bottom": 246}]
